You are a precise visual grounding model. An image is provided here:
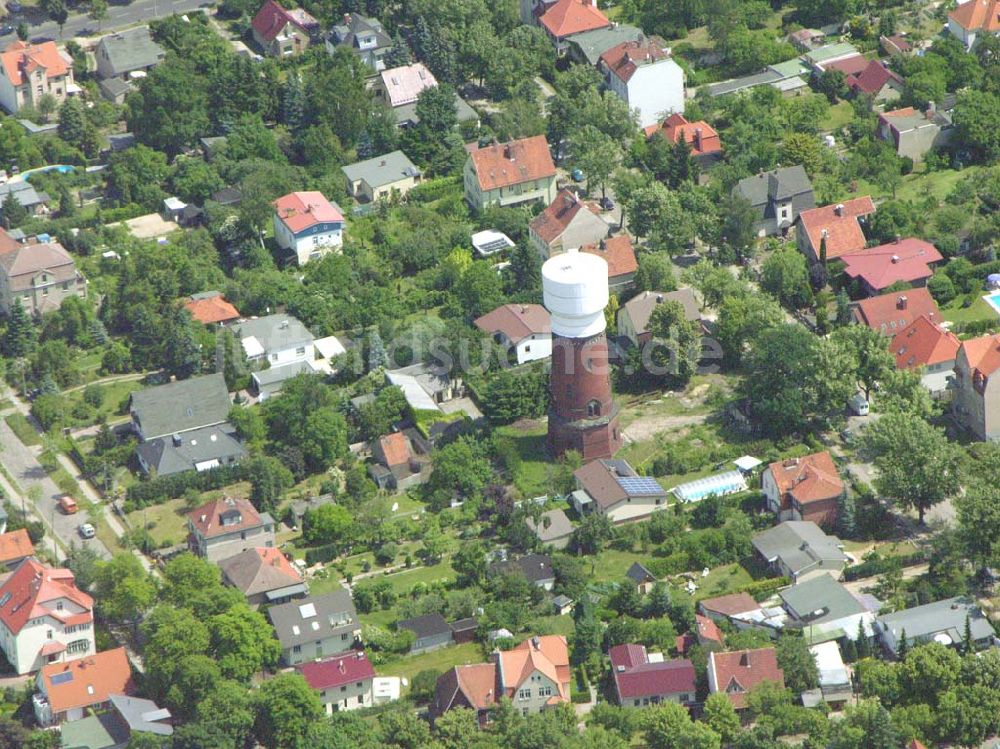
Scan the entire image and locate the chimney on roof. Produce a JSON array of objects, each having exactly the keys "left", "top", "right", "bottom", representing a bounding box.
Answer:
[
  {"left": 694, "top": 127, "right": 702, "bottom": 151},
  {"left": 891, "top": 254, "right": 900, "bottom": 264},
  {"left": 339, "top": 659, "right": 346, "bottom": 673},
  {"left": 740, "top": 652, "right": 750, "bottom": 667},
  {"left": 200, "top": 514, "right": 207, "bottom": 523},
  {"left": 834, "top": 203, "right": 845, "bottom": 217},
  {"left": 531, "top": 636, "right": 541, "bottom": 650},
  {"left": 380, "top": 160, "right": 386, "bottom": 166},
  {"left": 504, "top": 144, "right": 514, "bottom": 161},
  {"left": 172, "top": 433, "right": 182, "bottom": 446},
  {"left": 655, "top": 294, "right": 663, "bottom": 303},
  {"left": 893, "top": 235, "right": 900, "bottom": 244},
  {"left": 343, "top": 12, "right": 350, "bottom": 24},
  {"left": 821, "top": 229, "right": 829, "bottom": 239},
  {"left": 897, "top": 295, "right": 908, "bottom": 310}
]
